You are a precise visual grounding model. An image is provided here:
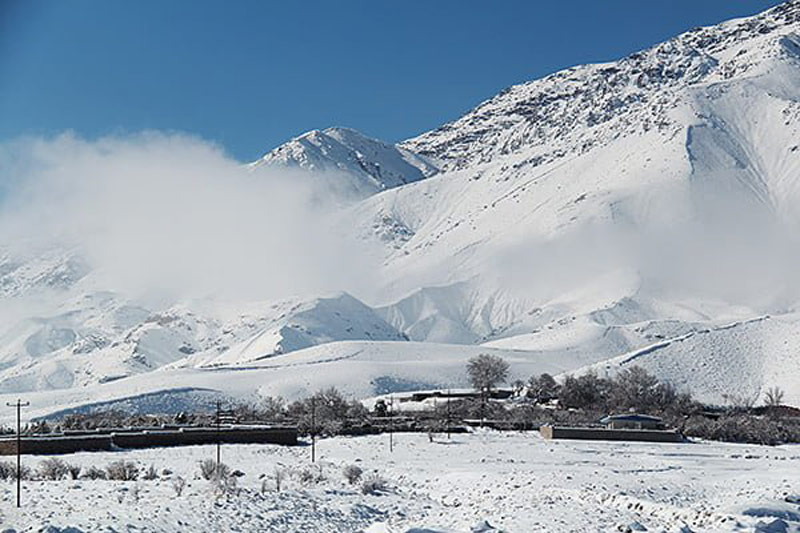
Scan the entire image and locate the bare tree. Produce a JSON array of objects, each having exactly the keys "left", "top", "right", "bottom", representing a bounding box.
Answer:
[
  {"left": 466, "top": 354, "right": 509, "bottom": 395},
  {"left": 722, "top": 391, "right": 759, "bottom": 412},
  {"left": 764, "top": 386, "right": 785, "bottom": 407},
  {"left": 527, "top": 373, "right": 560, "bottom": 403},
  {"left": 559, "top": 372, "right": 607, "bottom": 410}
]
